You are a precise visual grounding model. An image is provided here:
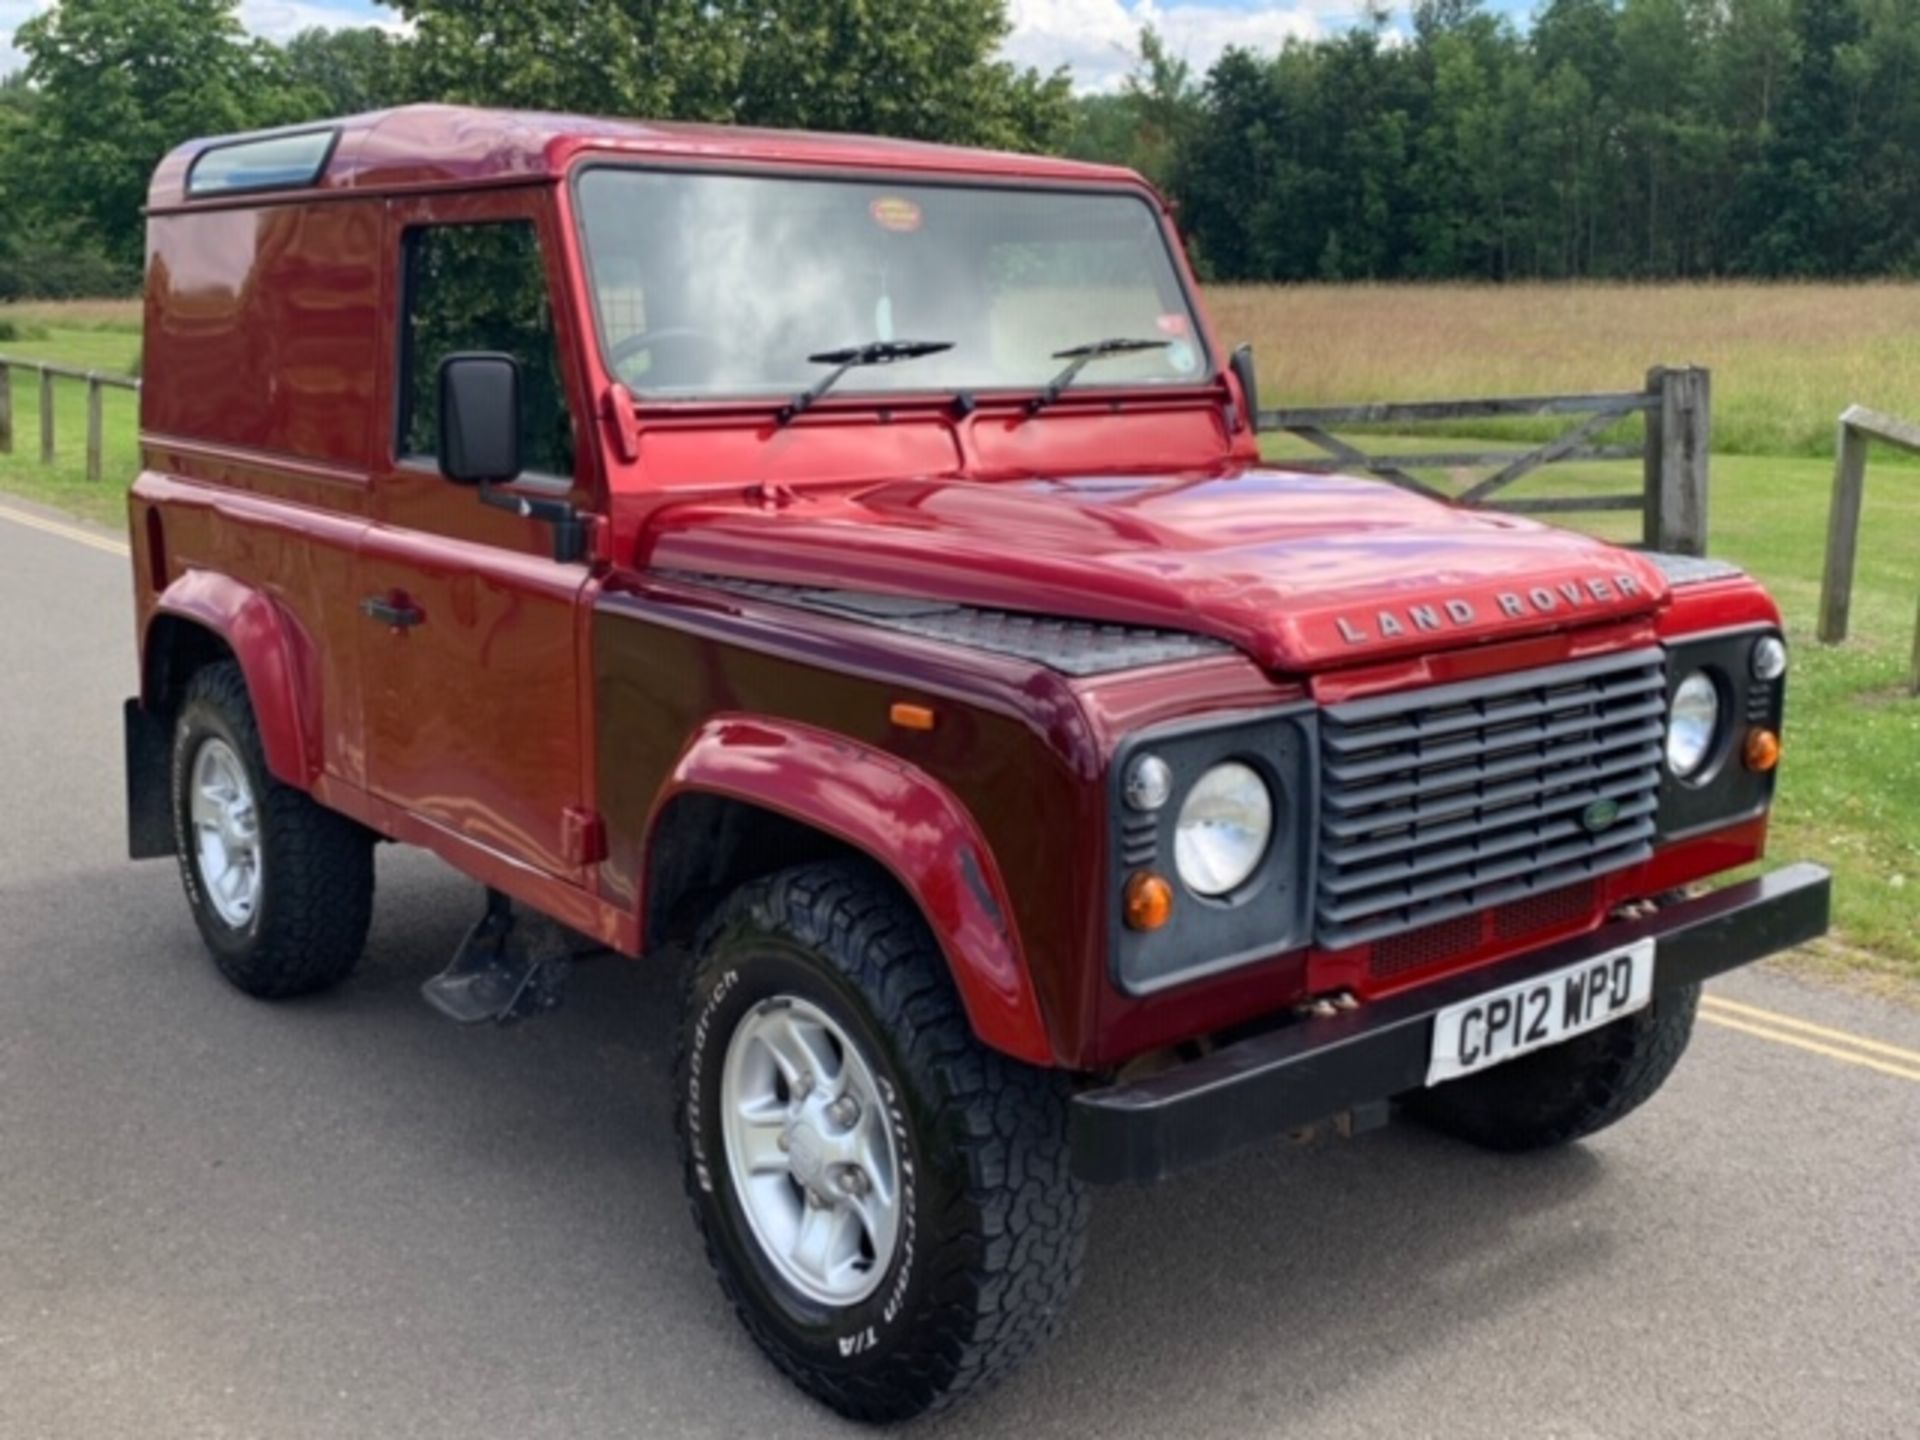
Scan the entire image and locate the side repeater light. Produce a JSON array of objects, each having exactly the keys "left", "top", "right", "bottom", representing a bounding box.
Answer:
[
  {"left": 1124, "top": 872, "right": 1174, "bottom": 931},
  {"left": 1744, "top": 728, "right": 1782, "bottom": 773}
]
